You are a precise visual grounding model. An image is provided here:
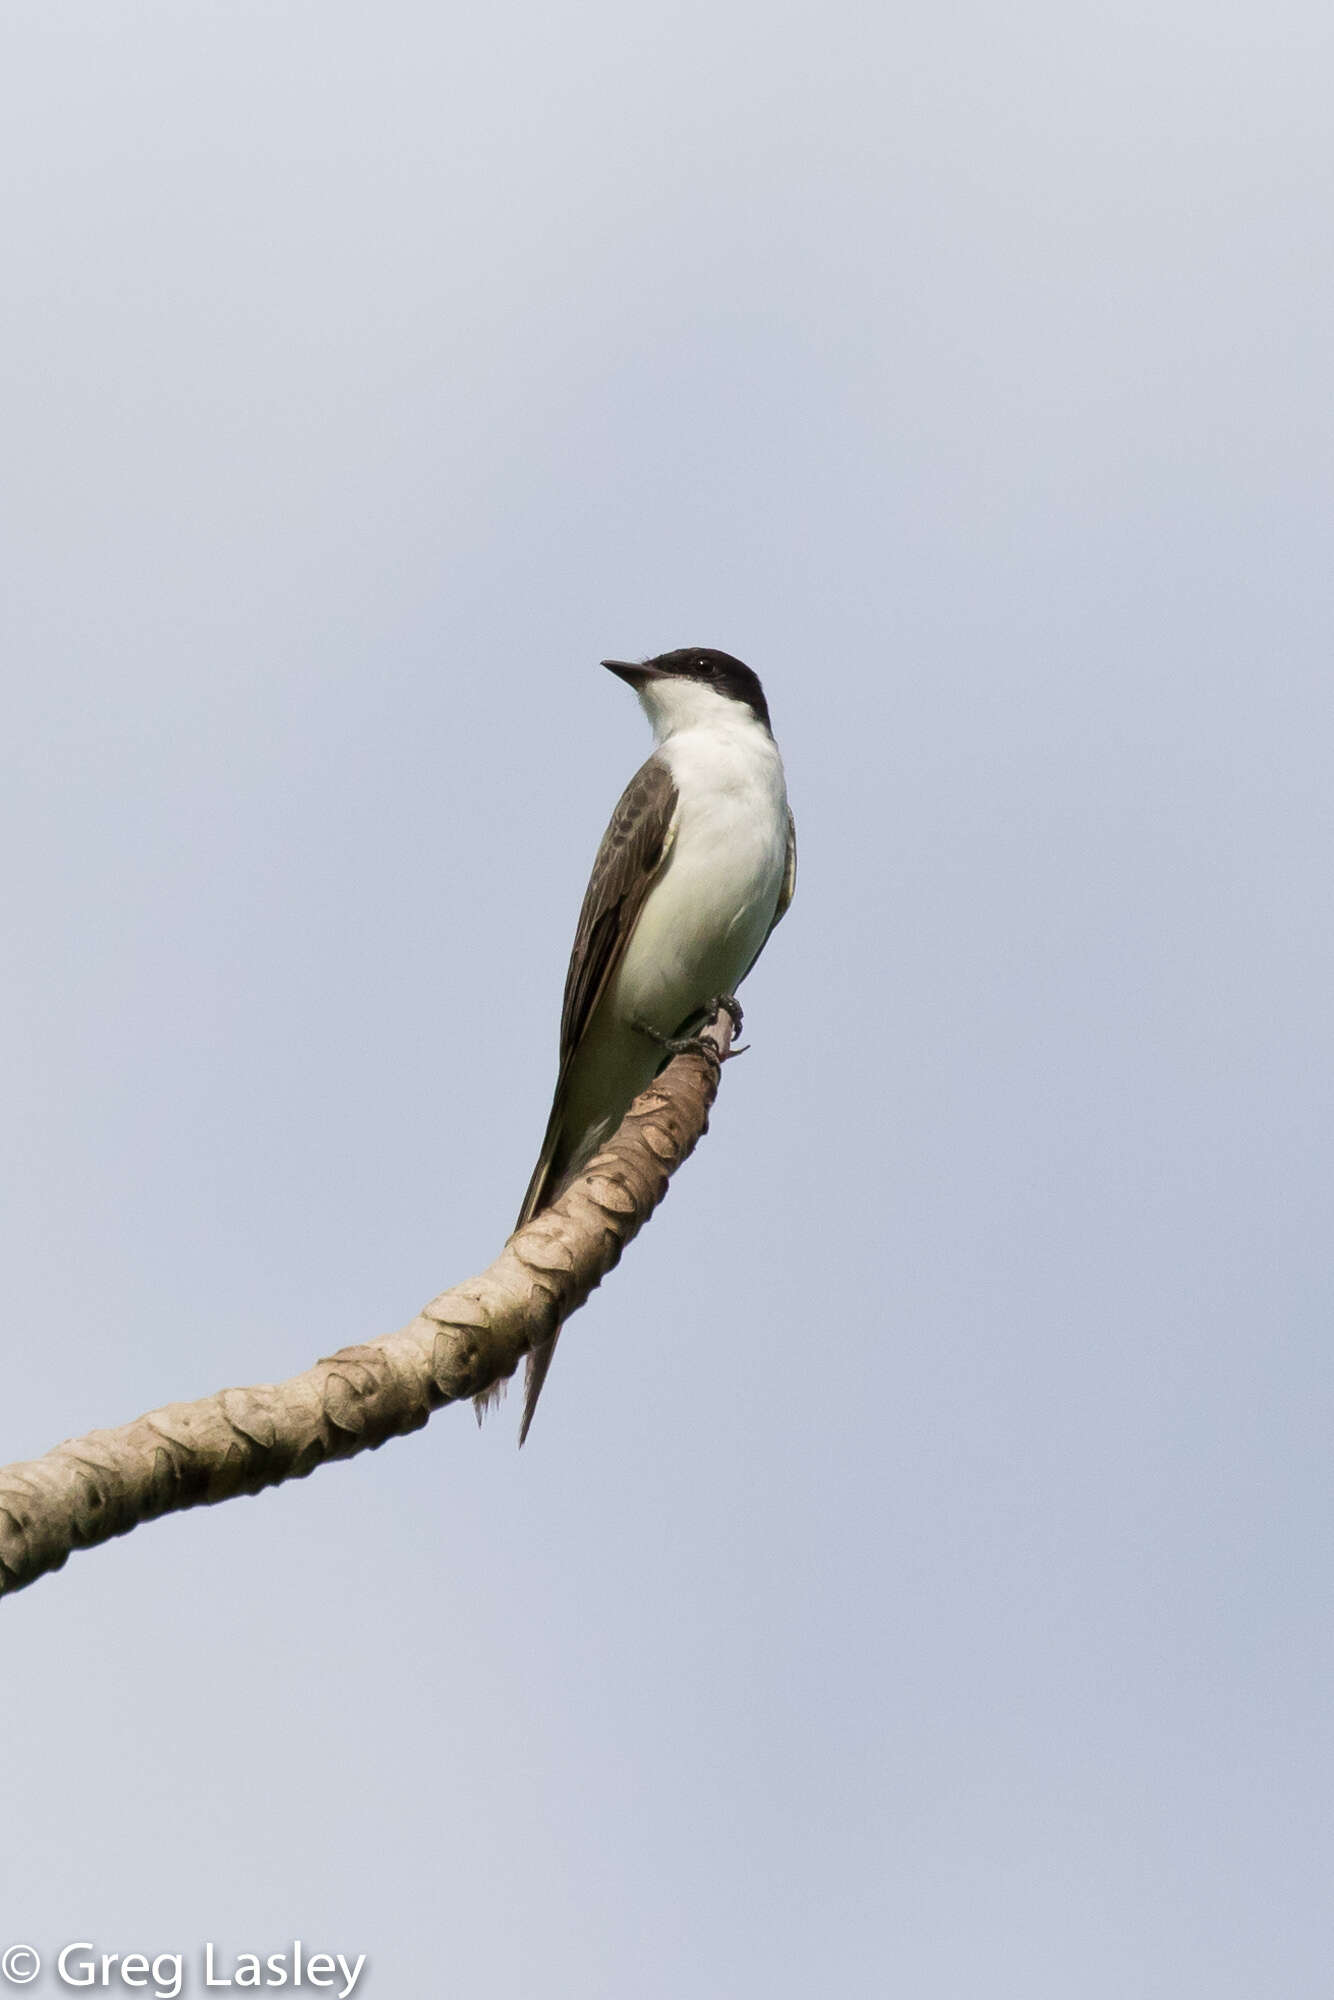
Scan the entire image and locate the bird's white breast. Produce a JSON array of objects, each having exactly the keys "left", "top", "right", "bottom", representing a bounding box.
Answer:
[{"left": 609, "top": 710, "right": 789, "bottom": 1034}]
